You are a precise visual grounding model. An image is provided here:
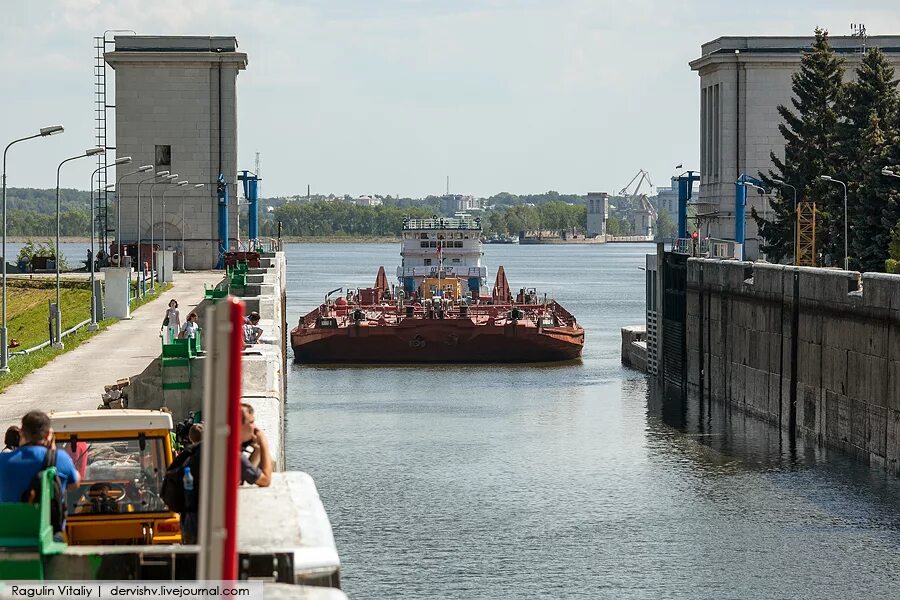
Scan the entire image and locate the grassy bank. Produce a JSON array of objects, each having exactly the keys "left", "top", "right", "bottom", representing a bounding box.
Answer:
[
  {"left": 0, "top": 280, "right": 171, "bottom": 394},
  {"left": 7, "top": 279, "right": 92, "bottom": 349}
]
